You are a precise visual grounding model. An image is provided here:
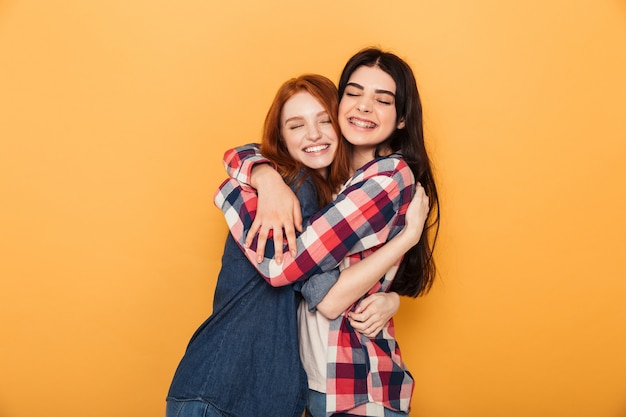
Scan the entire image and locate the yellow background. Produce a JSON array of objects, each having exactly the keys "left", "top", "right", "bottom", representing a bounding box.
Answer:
[{"left": 1, "top": 1, "right": 625, "bottom": 416}]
